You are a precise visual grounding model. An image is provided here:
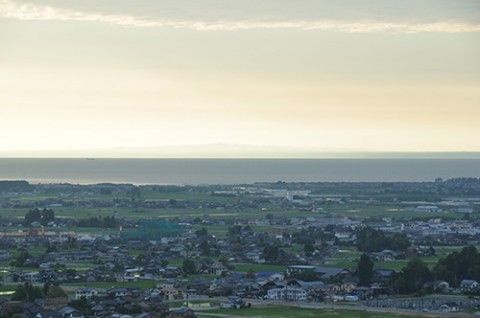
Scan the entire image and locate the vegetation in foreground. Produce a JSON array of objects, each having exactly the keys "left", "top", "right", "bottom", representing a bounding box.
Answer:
[{"left": 202, "top": 307, "right": 425, "bottom": 318}]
